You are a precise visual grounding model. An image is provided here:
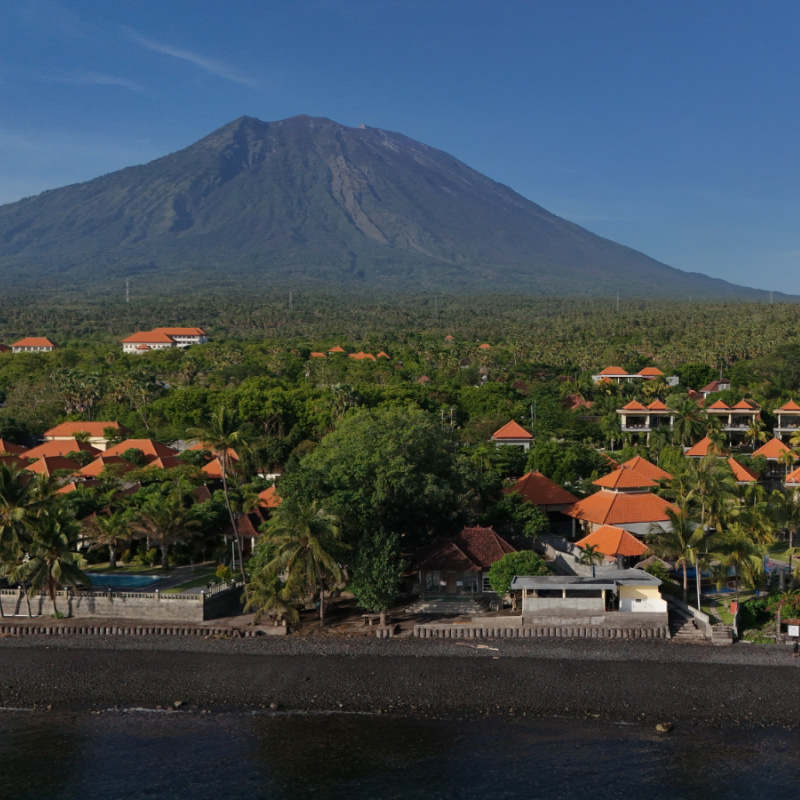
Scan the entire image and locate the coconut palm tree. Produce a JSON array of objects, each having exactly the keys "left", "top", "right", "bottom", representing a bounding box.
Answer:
[
  {"left": 668, "top": 398, "right": 705, "bottom": 447},
  {"left": 242, "top": 570, "right": 299, "bottom": 625},
  {"left": 130, "top": 493, "right": 201, "bottom": 571},
  {"left": 262, "top": 500, "right": 344, "bottom": 627},
  {"left": 189, "top": 405, "right": 248, "bottom": 582},
  {"left": 648, "top": 505, "right": 708, "bottom": 608},
  {"left": 743, "top": 418, "right": 768, "bottom": 451},
  {"left": 8, "top": 508, "right": 90, "bottom": 617},
  {"left": 578, "top": 543, "right": 603, "bottom": 576},
  {"left": 712, "top": 523, "right": 765, "bottom": 603},
  {"left": 85, "top": 509, "right": 131, "bottom": 570}
]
